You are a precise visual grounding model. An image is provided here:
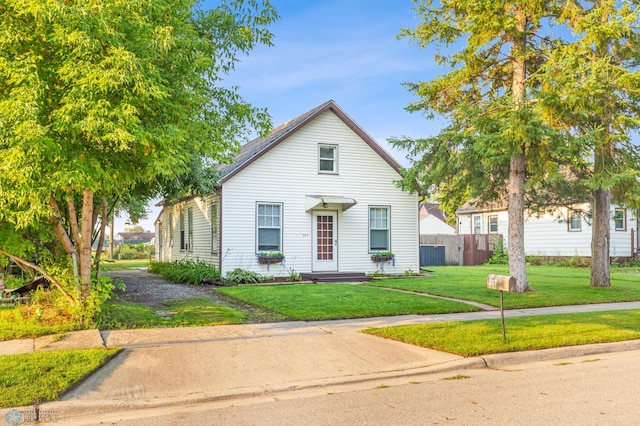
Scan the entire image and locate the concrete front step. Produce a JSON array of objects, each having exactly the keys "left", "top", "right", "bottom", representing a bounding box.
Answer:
[{"left": 301, "top": 272, "right": 370, "bottom": 283}]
